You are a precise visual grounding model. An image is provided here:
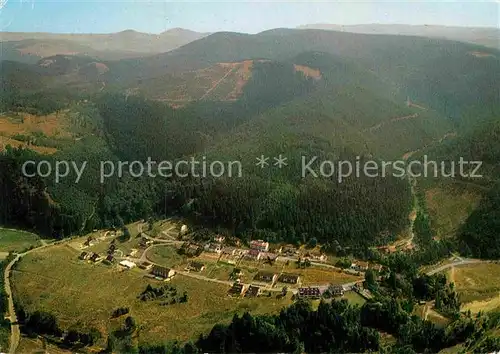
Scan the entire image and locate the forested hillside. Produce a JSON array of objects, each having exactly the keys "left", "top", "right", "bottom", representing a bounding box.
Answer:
[{"left": 0, "top": 29, "right": 498, "bottom": 256}]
